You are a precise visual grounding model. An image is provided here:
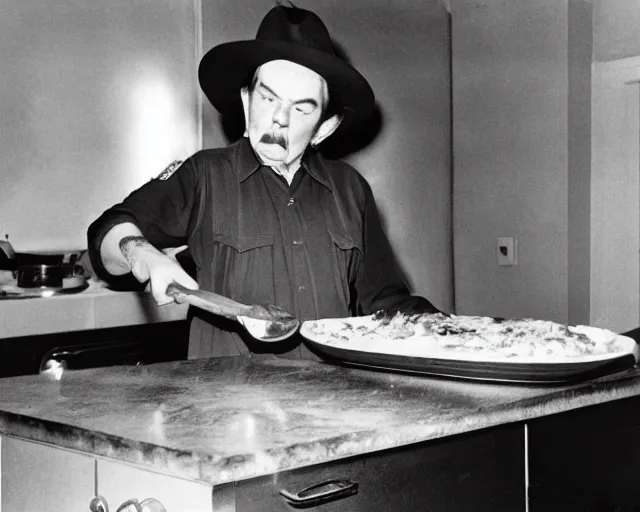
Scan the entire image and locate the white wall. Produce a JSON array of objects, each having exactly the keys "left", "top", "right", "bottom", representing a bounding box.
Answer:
[
  {"left": 452, "top": 0, "right": 640, "bottom": 332},
  {"left": 590, "top": 57, "right": 640, "bottom": 332},
  {"left": 594, "top": 0, "right": 640, "bottom": 62},
  {"left": 452, "top": 0, "right": 574, "bottom": 323},
  {"left": 0, "top": 0, "right": 200, "bottom": 253},
  {"left": 201, "top": 0, "right": 454, "bottom": 312}
]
